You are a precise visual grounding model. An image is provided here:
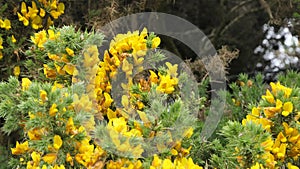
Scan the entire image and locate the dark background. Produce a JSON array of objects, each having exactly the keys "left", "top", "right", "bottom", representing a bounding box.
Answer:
[{"left": 62, "top": 0, "right": 300, "bottom": 81}]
